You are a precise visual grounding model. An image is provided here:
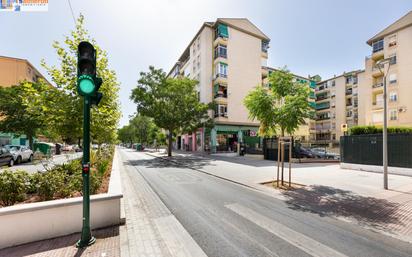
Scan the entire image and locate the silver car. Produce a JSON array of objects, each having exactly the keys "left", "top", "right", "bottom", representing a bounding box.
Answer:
[{"left": 5, "top": 145, "right": 34, "bottom": 164}]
